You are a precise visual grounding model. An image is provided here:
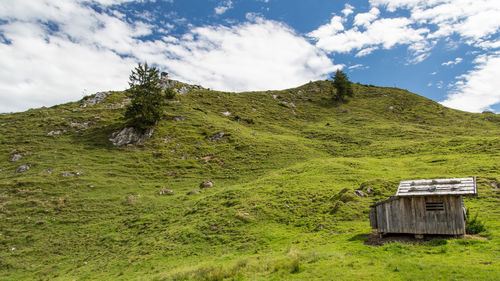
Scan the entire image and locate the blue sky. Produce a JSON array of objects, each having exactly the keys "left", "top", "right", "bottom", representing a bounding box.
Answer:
[{"left": 0, "top": 0, "right": 499, "bottom": 113}]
